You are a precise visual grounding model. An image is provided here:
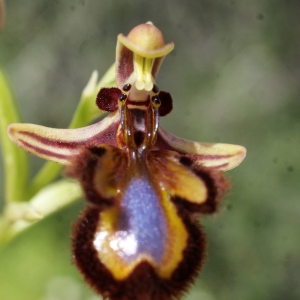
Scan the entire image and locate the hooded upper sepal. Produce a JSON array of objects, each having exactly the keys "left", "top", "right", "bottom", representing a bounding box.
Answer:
[
  {"left": 116, "top": 22, "right": 174, "bottom": 91},
  {"left": 157, "top": 127, "right": 246, "bottom": 171},
  {"left": 7, "top": 112, "right": 120, "bottom": 165}
]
